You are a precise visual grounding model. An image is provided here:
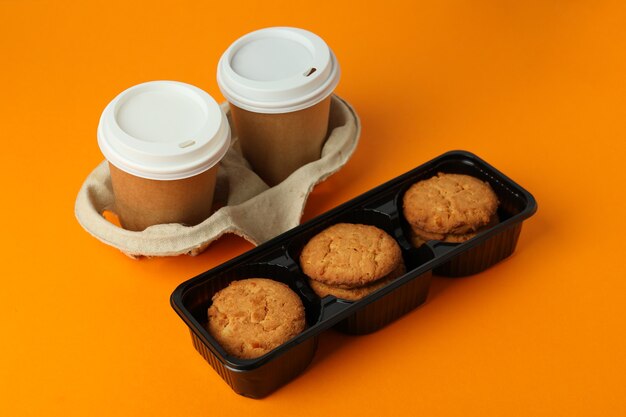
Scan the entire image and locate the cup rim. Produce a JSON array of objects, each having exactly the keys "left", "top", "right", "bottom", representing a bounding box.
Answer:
[
  {"left": 97, "top": 80, "right": 231, "bottom": 180},
  {"left": 217, "top": 27, "right": 340, "bottom": 114}
]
